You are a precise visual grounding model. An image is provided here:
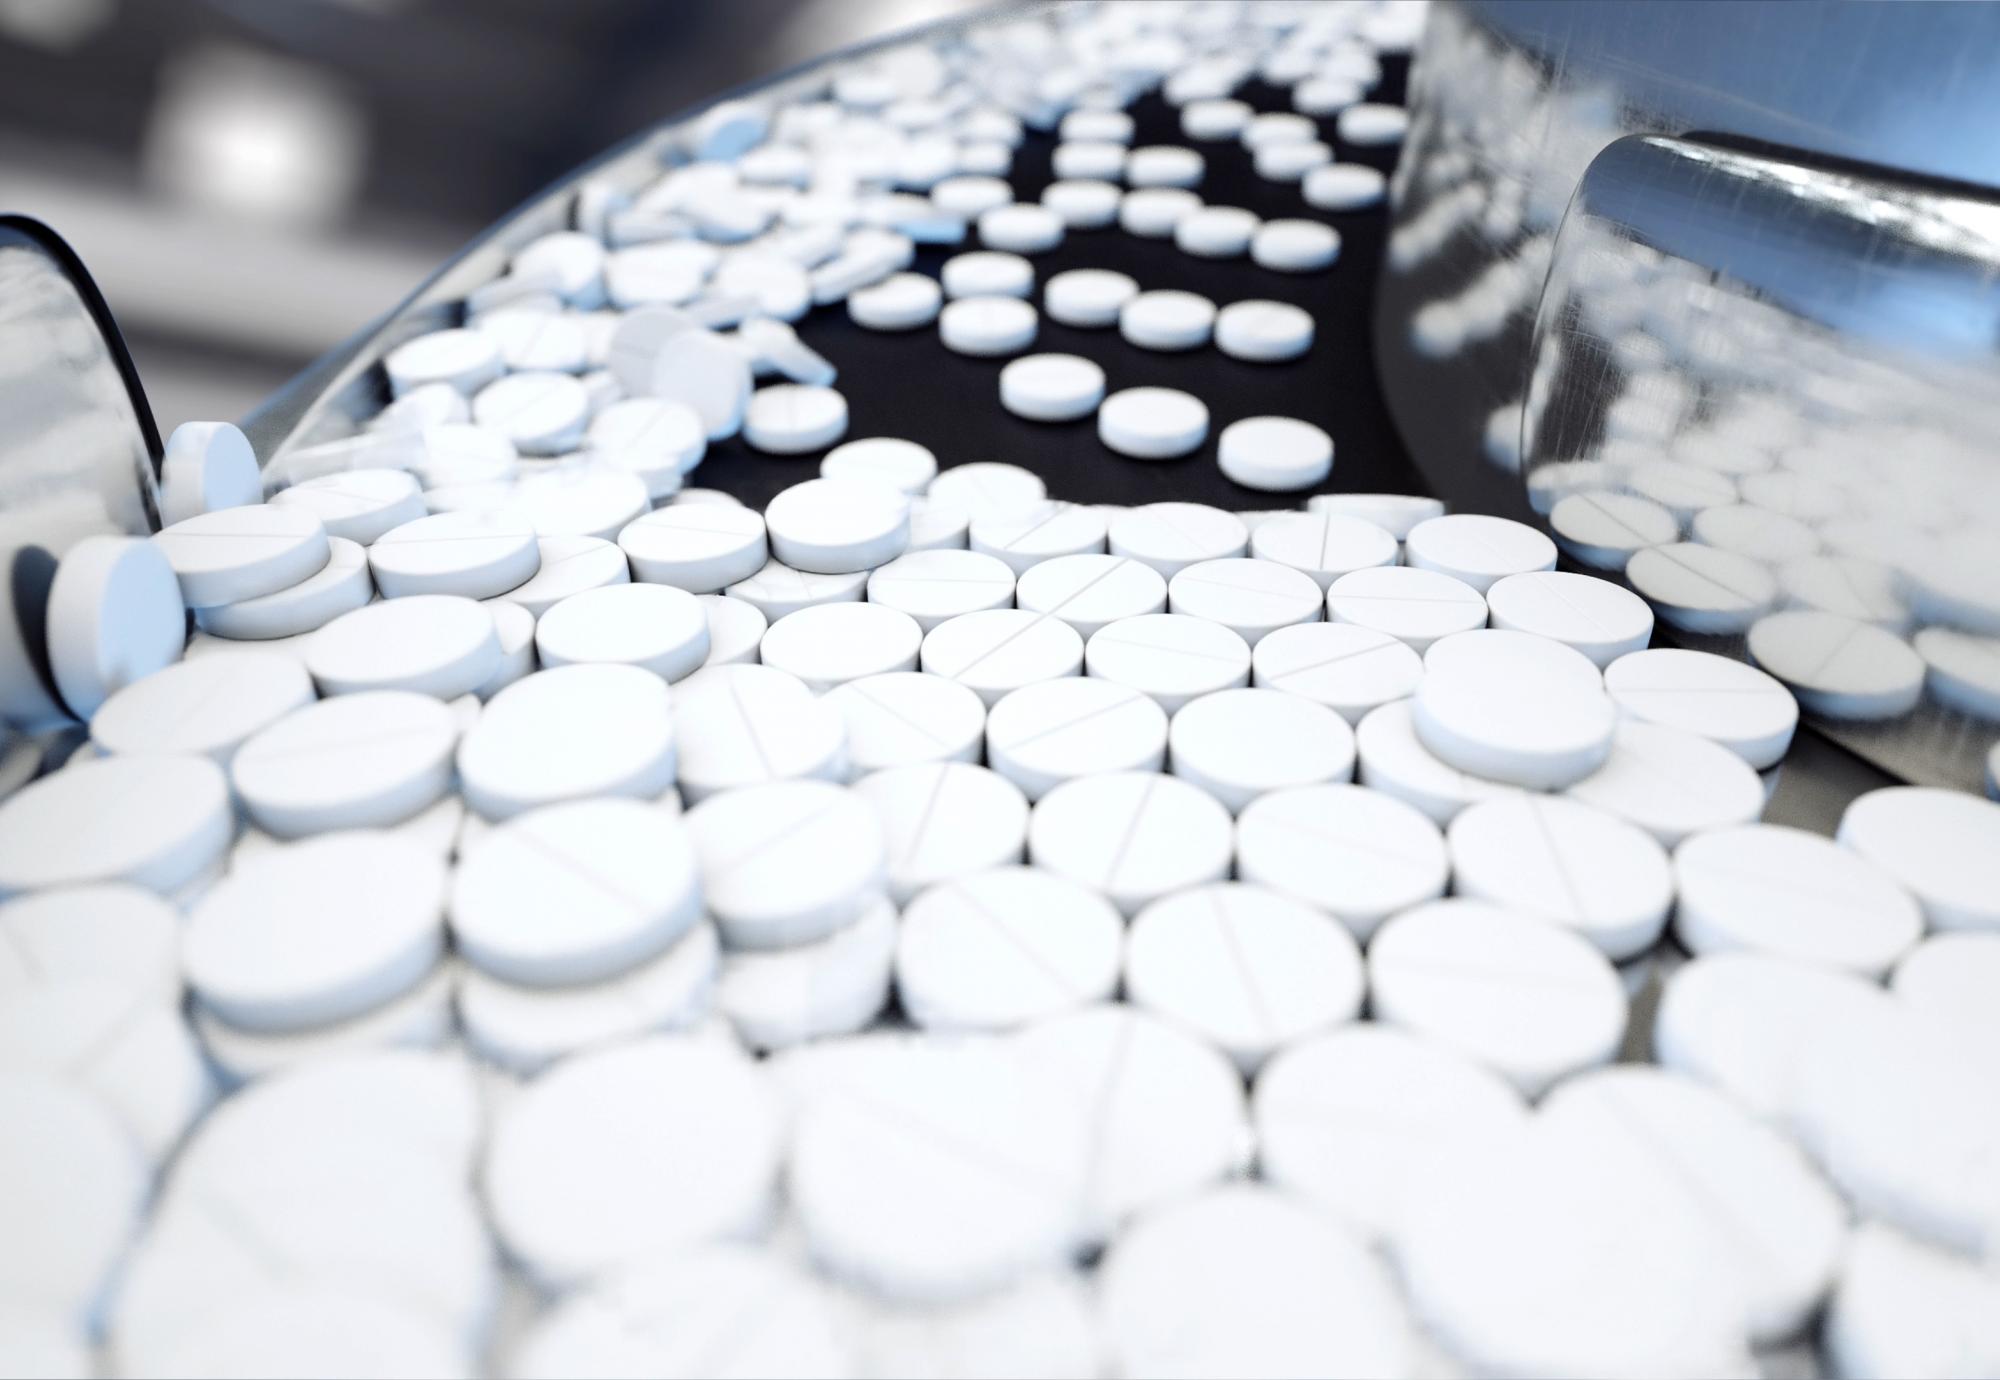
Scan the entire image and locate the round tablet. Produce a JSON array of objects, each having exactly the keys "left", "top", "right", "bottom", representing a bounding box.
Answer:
[
  {"left": 978, "top": 203, "right": 1063, "bottom": 254},
  {"left": 986, "top": 677, "right": 1167, "bottom": 799},
  {"left": 823, "top": 671, "right": 985, "bottom": 773},
  {"left": 1043, "top": 268, "right": 1138, "bottom": 328},
  {"left": 852, "top": 762, "right": 1027, "bottom": 905},
  {"left": 1040, "top": 178, "right": 1121, "bottom": 228},
  {"left": 384, "top": 327, "right": 502, "bottom": 397},
  {"left": 920, "top": 609, "right": 1083, "bottom": 707},
  {"left": 1839, "top": 786, "right": 2000, "bottom": 933},
  {"left": 486, "top": 1036, "right": 782, "bottom": 1291},
  {"left": 671, "top": 663, "right": 845, "bottom": 800},
  {"left": 1028, "top": 770, "right": 1233, "bottom": 917},
  {"left": 271, "top": 468, "right": 424, "bottom": 545},
  {"left": 1603, "top": 647, "right": 1797, "bottom": 769},
  {"left": 1118, "top": 187, "right": 1202, "bottom": 238},
  {"left": 1338, "top": 102, "right": 1408, "bottom": 146},
  {"left": 1118, "top": 290, "right": 1215, "bottom": 352},
  {"left": 847, "top": 272, "right": 944, "bottom": 331},
  {"left": 1448, "top": 794, "right": 1673, "bottom": 960},
  {"left": 1326, "top": 565, "right": 1487, "bottom": 652},
  {"left": 152, "top": 505, "right": 329, "bottom": 610},
  {"left": 1303, "top": 162, "right": 1386, "bottom": 210},
  {"left": 367, "top": 510, "right": 539, "bottom": 600},
  {"left": 1746, "top": 610, "right": 1923, "bottom": 720},
  {"left": 458, "top": 663, "right": 677, "bottom": 820},
  {"left": 1014, "top": 553, "right": 1166, "bottom": 637},
  {"left": 1628, "top": 542, "right": 1778, "bottom": 633},
  {"left": 1251, "top": 219, "right": 1340, "bottom": 272},
  {"left": 1085, "top": 613, "right": 1251, "bottom": 713},
  {"left": 1403, "top": 514, "right": 1556, "bottom": 594},
  {"left": 533, "top": 582, "right": 706, "bottom": 683},
  {"left": 1413, "top": 629, "right": 1614, "bottom": 788},
  {"left": 1214, "top": 416, "right": 1332, "bottom": 493},
  {"left": 1168, "top": 687, "right": 1355, "bottom": 813},
  {"left": 641, "top": 331, "right": 752, "bottom": 441},
  {"left": 1166, "top": 557, "right": 1322, "bottom": 647},
  {"left": 1558, "top": 716, "right": 1763, "bottom": 846},
  {"left": 938, "top": 296, "right": 1038, "bottom": 356},
  {"left": 969, "top": 501, "right": 1107, "bottom": 576},
  {"left": 450, "top": 798, "right": 700, "bottom": 986},
  {"left": 764, "top": 477, "right": 909, "bottom": 574},
  {"left": 1107, "top": 503, "right": 1248, "bottom": 578},
  {"left": 305, "top": 595, "right": 500, "bottom": 700},
  {"left": 1547, "top": 490, "right": 1678, "bottom": 569},
  {"left": 742, "top": 384, "right": 848, "bottom": 455},
  {"left": 229, "top": 691, "right": 455, "bottom": 838},
  {"left": 998, "top": 354, "right": 1105, "bottom": 423},
  {"left": 926, "top": 462, "right": 1046, "bottom": 521},
  {"left": 90, "top": 650, "right": 311, "bottom": 766},
  {"left": 185, "top": 832, "right": 444, "bottom": 1032},
  {"left": 1174, "top": 206, "right": 1259, "bottom": 259},
  {"left": 1894, "top": 932, "right": 2000, "bottom": 1066},
  {"left": 1915, "top": 626, "right": 2000, "bottom": 718},
  {"left": 0, "top": 754, "right": 230, "bottom": 897},
  {"left": 1250, "top": 621, "right": 1423, "bottom": 724},
  {"left": 619, "top": 504, "right": 768, "bottom": 593},
  {"left": 786, "top": 1038, "right": 1088, "bottom": 1304},
  {"left": 1126, "top": 881, "right": 1362, "bottom": 1073},
  {"left": 1253, "top": 1026, "right": 1527, "bottom": 1242},
  {"left": 40, "top": 539, "right": 178, "bottom": 722},
  {"left": 0, "top": 884, "right": 179, "bottom": 1001},
  {"left": 1825, "top": 1221, "right": 2000, "bottom": 1380},
  {"left": 1097, "top": 387, "right": 1210, "bottom": 462},
  {"left": 479, "top": 537, "right": 622, "bottom": 620},
  {"left": 718, "top": 897, "right": 894, "bottom": 1051},
  {"left": 471, "top": 371, "right": 590, "bottom": 454},
  {"left": 1249, "top": 513, "right": 1396, "bottom": 591},
  {"left": 865, "top": 549, "right": 1015, "bottom": 632},
  {"left": 822, "top": 436, "right": 937, "bottom": 495},
  {"left": 686, "top": 779, "right": 884, "bottom": 948},
  {"left": 1234, "top": 782, "right": 1448, "bottom": 940},
  {"left": 759, "top": 602, "right": 922, "bottom": 691},
  {"left": 1215, "top": 299, "right": 1315, "bottom": 363},
  {"left": 1369, "top": 899, "right": 1627, "bottom": 1097},
  {"left": 931, "top": 174, "right": 1013, "bottom": 218},
  {"left": 1484, "top": 569, "right": 1653, "bottom": 669},
  {"left": 1126, "top": 145, "right": 1205, "bottom": 188},
  {"left": 1673, "top": 823, "right": 1921, "bottom": 978},
  {"left": 1307, "top": 492, "right": 1443, "bottom": 539},
  {"left": 196, "top": 536, "right": 371, "bottom": 641},
  {"left": 1180, "top": 97, "right": 1252, "bottom": 140},
  {"left": 898, "top": 866, "right": 1120, "bottom": 1032}
]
